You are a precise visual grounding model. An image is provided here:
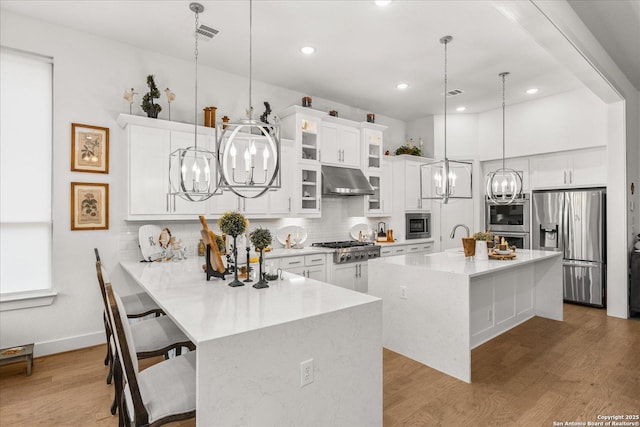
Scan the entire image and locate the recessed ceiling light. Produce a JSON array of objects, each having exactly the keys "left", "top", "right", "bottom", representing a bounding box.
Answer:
[
  {"left": 456, "top": 106, "right": 466, "bottom": 112},
  {"left": 526, "top": 88, "right": 539, "bottom": 94},
  {"left": 396, "top": 83, "right": 408, "bottom": 90},
  {"left": 375, "top": 0, "right": 392, "bottom": 6},
  {"left": 300, "top": 46, "right": 315, "bottom": 55}
]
